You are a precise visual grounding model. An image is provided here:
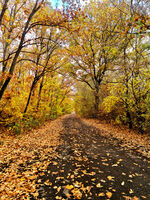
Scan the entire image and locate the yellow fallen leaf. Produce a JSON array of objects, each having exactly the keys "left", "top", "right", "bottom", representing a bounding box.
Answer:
[
  {"left": 20, "top": 177, "right": 26, "bottom": 181},
  {"left": 98, "top": 192, "right": 105, "bottom": 196},
  {"left": 96, "top": 183, "right": 103, "bottom": 188},
  {"left": 72, "top": 189, "right": 82, "bottom": 199},
  {"left": 28, "top": 175, "right": 37, "bottom": 180},
  {"left": 112, "top": 164, "right": 118, "bottom": 167},
  {"left": 86, "top": 186, "right": 91, "bottom": 192},
  {"left": 121, "top": 181, "right": 125, "bottom": 186},
  {"left": 102, "top": 163, "right": 109, "bottom": 166},
  {"left": 65, "top": 192, "right": 71, "bottom": 198},
  {"left": 32, "top": 191, "right": 39, "bottom": 198},
  {"left": 56, "top": 196, "right": 61, "bottom": 199},
  {"left": 65, "top": 185, "right": 74, "bottom": 190},
  {"left": 129, "top": 189, "right": 134, "bottom": 194},
  {"left": 101, "top": 179, "right": 106, "bottom": 183},
  {"left": 107, "top": 176, "right": 114, "bottom": 181},
  {"left": 106, "top": 191, "right": 112, "bottom": 198},
  {"left": 57, "top": 186, "right": 61, "bottom": 192},
  {"left": 89, "top": 171, "right": 96, "bottom": 175},
  {"left": 102, "top": 159, "right": 107, "bottom": 161}
]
